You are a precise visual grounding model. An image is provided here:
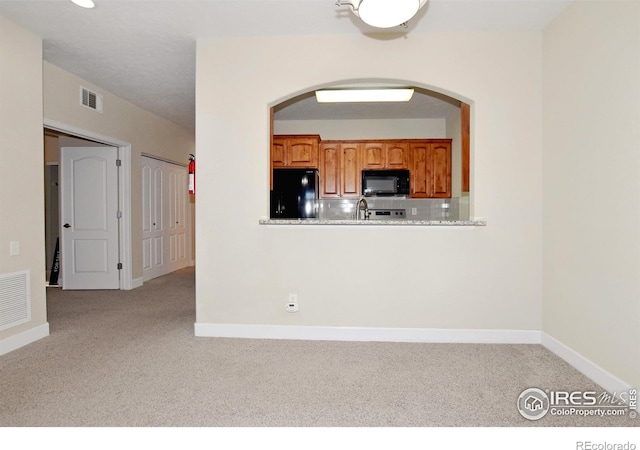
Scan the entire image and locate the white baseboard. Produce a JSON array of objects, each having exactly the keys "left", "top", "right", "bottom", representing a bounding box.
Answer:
[
  {"left": 194, "top": 323, "right": 541, "bottom": 344},
  {"left": 0, "top": 322, "right": 50, "bottom": 357},
  {"left": 131, "top": 277, "right": 144, "bottom": 289},
  {"left": 194, "top": 324, "right": 633, "bottom": 392},
  {"left": 541, "top": 332, "right": 632, "bottom": 393}
]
